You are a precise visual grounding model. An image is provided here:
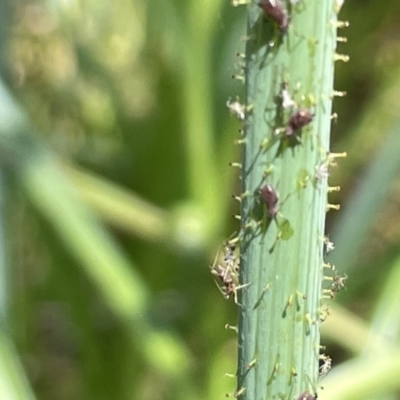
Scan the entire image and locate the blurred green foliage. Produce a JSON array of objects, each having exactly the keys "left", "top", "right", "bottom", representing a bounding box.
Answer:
[{"left": 2, "top": 0, "right": 400, "bottom": 399}]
